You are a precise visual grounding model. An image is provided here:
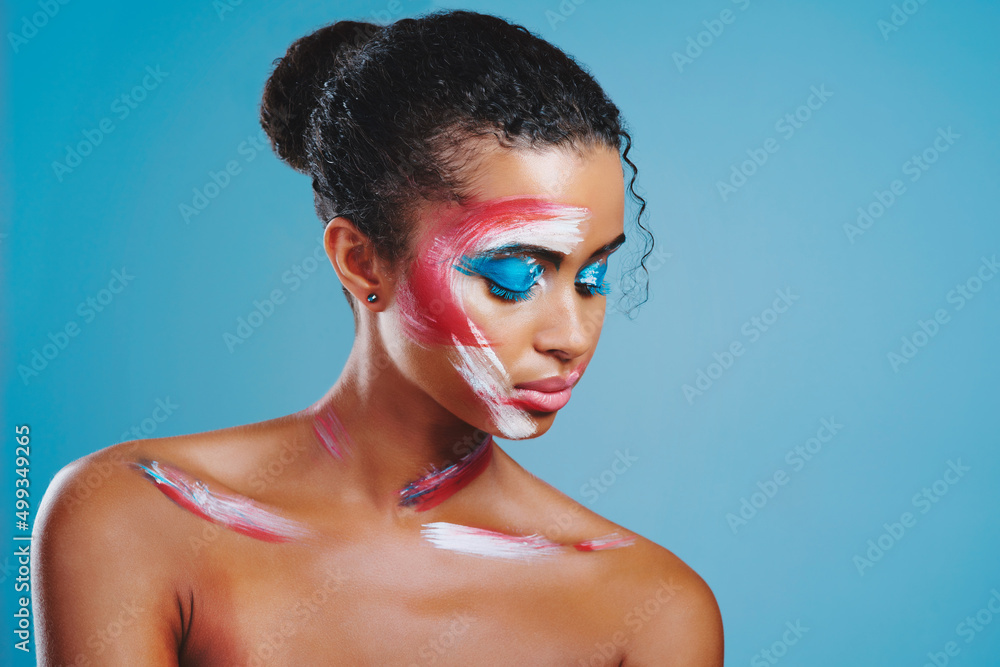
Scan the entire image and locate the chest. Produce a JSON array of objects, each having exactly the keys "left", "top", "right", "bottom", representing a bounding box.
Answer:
[{"left": 182, "top": 533, "right": 626, "bottom": 665}]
